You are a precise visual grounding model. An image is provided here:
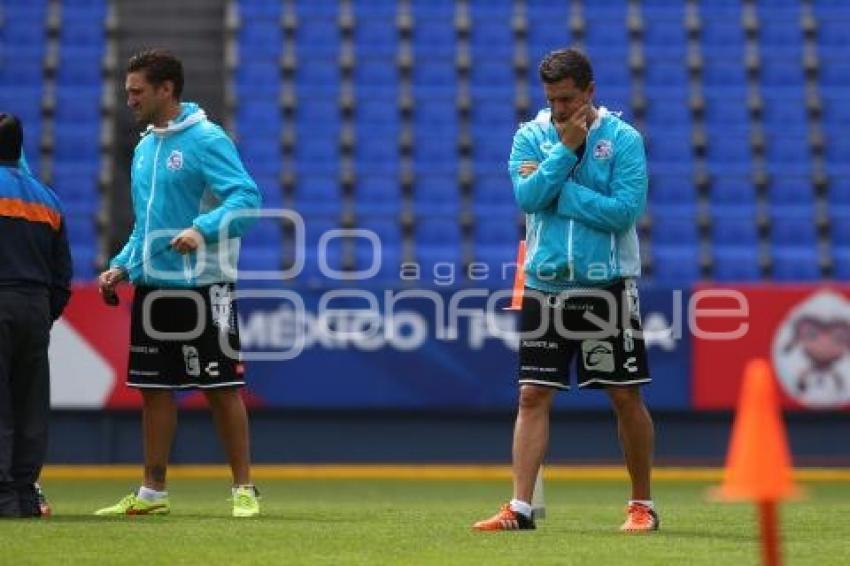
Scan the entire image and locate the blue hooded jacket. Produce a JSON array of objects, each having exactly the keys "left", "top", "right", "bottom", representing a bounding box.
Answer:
[
  {"left": 509, "top": 106, "right": 648, "bottom": 291},
  {"left": 110, "top": 102, "right": 262, "bottom": 287}
]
